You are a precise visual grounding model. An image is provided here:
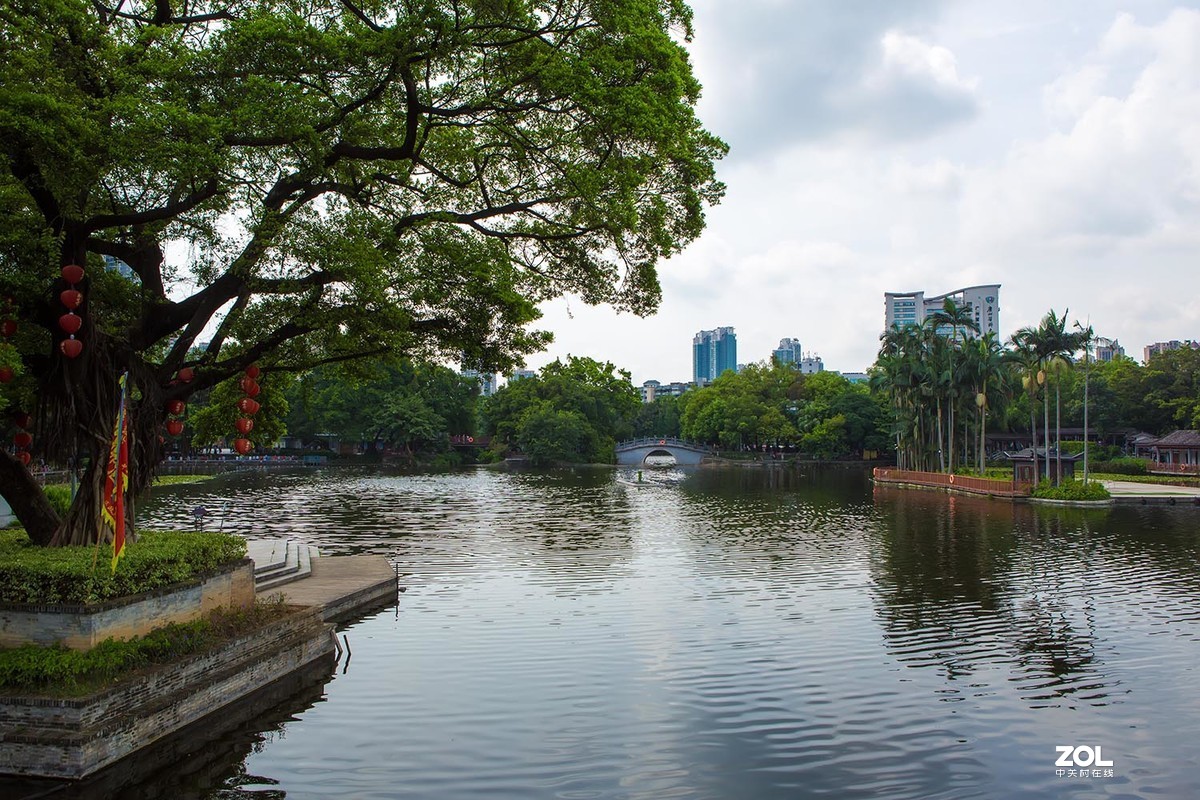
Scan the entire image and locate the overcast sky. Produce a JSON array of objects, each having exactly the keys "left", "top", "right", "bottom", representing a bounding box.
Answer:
[{"left": 527, "top": 0, "right": 1200, "bottom": 384}]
